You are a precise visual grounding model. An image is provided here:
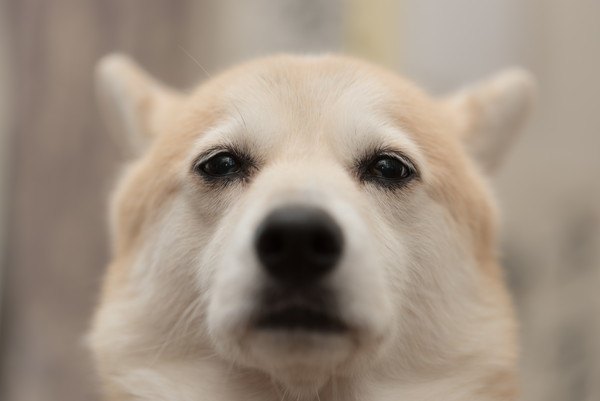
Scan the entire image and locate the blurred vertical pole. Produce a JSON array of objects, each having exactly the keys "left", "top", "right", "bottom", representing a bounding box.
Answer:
[
  {"left": 0, "top": 0, "right": 13, "bottom": 342},
  {"left": 344, "top": 0, "right": 400, "bottom": 68}
]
